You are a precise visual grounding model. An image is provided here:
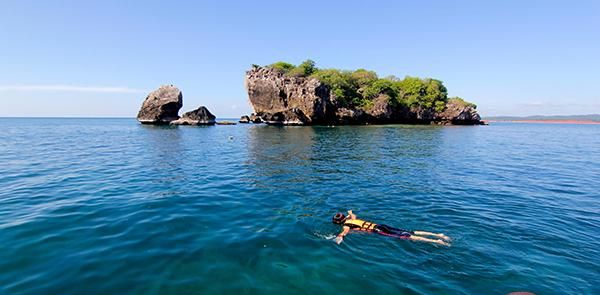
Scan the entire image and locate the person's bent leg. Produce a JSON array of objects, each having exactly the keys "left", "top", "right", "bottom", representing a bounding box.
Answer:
[{"left": 409, "top": 235, "right": 449, "bottom": 246}]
